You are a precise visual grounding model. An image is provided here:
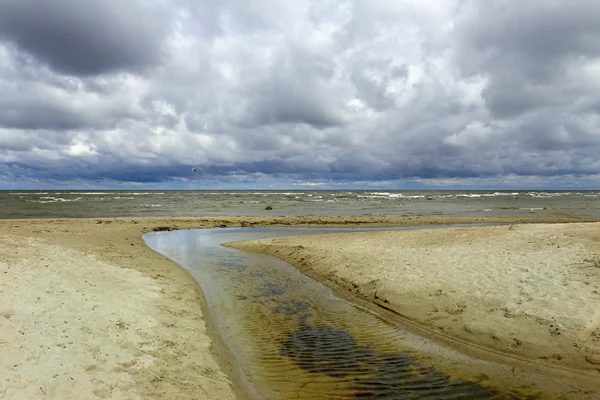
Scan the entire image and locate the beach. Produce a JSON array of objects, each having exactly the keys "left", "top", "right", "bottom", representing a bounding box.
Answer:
[
  {"left": 0, "top": 218, "right": 243, "bottom": 400},
  {"left": 1, "top": 215, "right": 598, "bottom": 399},
  {"left": 230, "top": 221, "right": 600, "bottom": 394}
]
